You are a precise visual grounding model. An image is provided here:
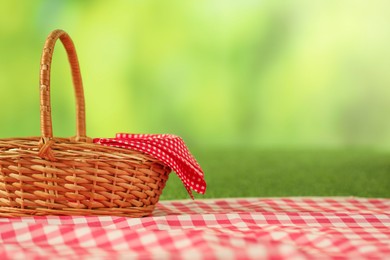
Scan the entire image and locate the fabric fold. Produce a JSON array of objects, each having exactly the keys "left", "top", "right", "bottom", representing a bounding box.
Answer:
[{"left": 93, "top": 133, "right": 206, "bottom": 198}]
